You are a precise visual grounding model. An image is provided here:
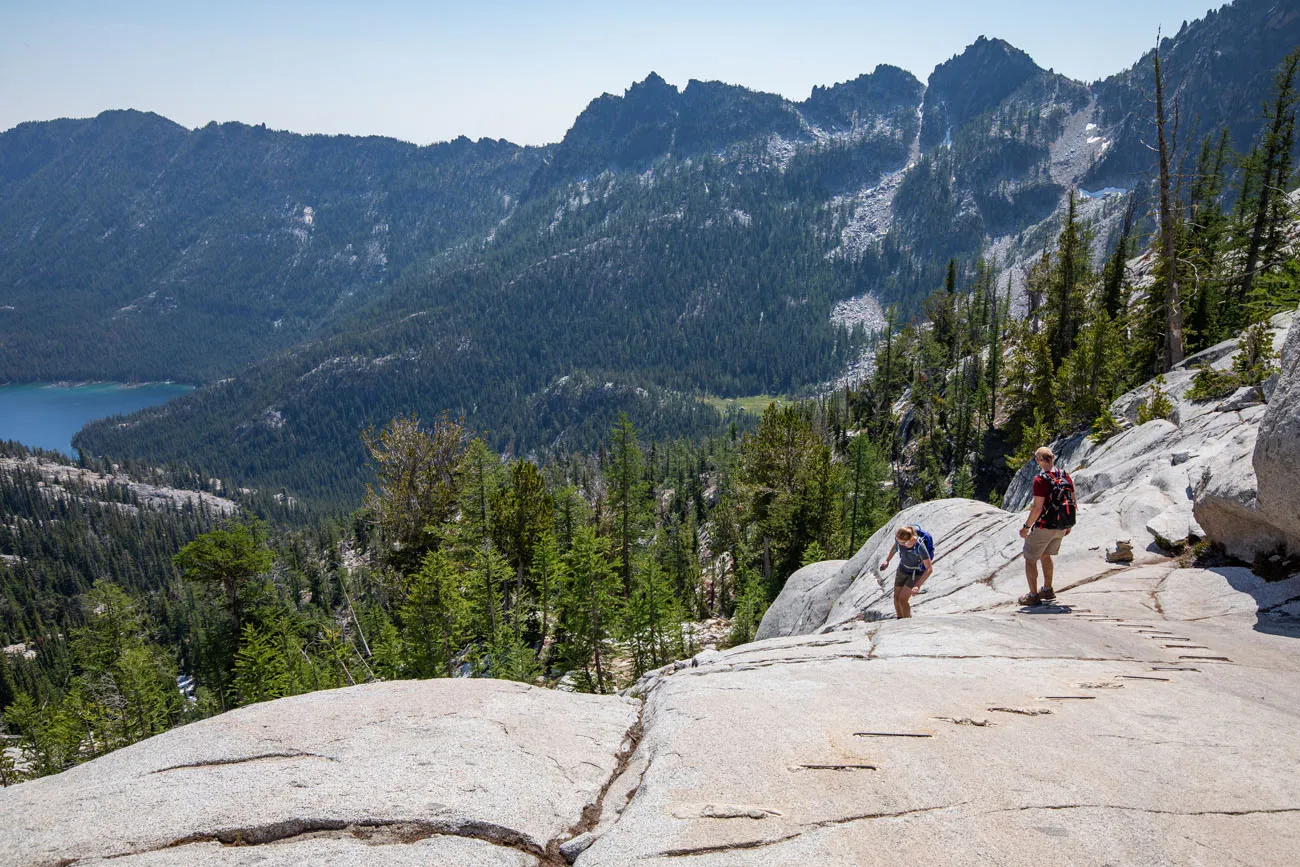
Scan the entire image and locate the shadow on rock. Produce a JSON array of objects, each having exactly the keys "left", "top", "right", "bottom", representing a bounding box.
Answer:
[{"left": 1254, "top": 614, "right": 1300, "bottom": 639}]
